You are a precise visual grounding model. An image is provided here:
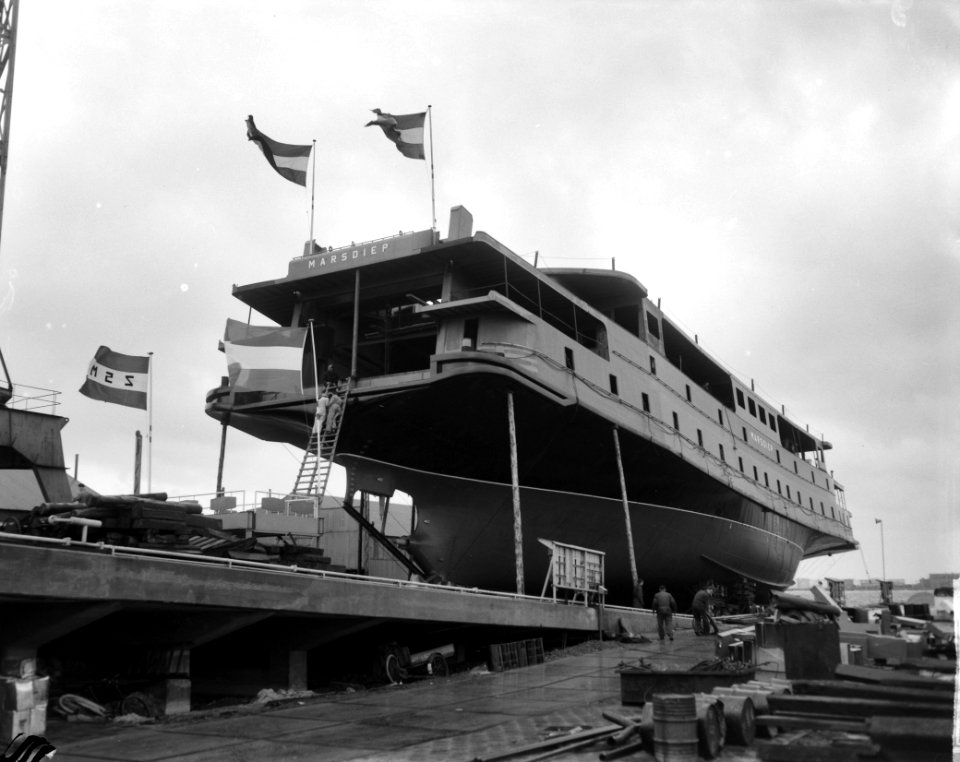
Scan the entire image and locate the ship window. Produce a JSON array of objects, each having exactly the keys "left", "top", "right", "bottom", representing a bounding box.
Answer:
[
  {"left": 738, "top": 456, "right": 744, "bottom": 472},
  {"left": 719, "top": 443, "right": 725, "bottom": 462},
  {"left": 610, "top": 374, "right": 618, "bottom": 395},
  {"left": 646, "top": 312, "right": 661, "bottom": 339},
  {"left": 812, "top": 498, "right": 817, "bottom": 512},
  {"left": 697, "top": 429, "right": 703, "bottom": 447},
  {"left": 748, "top": 398, "right": 756, "bottom": 416},
  {"left": 764, "top": 472, "right": 769, "bottom": 487},
  {"left": 742, "top": 427, "right": 747, "bottom": 442},
  {"left": 786, "top": 485, "right": 791, "bottom": 498},
  {"left": 686, "top": 384, "right": 692, "bottom": 402},
  {"left": 770, "top": 417, "right": 777, "bottom": 432},
  {"left": 717, "top": 408, "right": 723, "bottom": 425},
  {"left": 752, "top": 466, "right": 758, "bottom": 480},
  {"left": 736, "top": 389, "right": 745, "bottom": 407},
  {"left": 776, "top": 450, "right": 781, "bottom": 463},
  {"left": 793, "top": 461, "right": 798, "bottom": 474},
  {"left": 810, "top": 470, "right": 815, "bottom": 484},
  {"left": 797, "top": 491, "right": 802, "bottom": 505},
  {"left": 758, "top": 407, "right": 767, "bottom": 424},
  {"left": 642, "top": 392, "right": 650, "bottom": 412},
  {"left": 777, "top": 479, "right": 781, "bottom": 494},
  {"left": 830, "top": 505, "right": 835, "bottom": 519},
  {"left": 649, "top": 356, "right": 657, "bottom": 375},
  {"left": 672, "top": 411, "right": 679, "bottom": 429},
  {"left": 564, "top": 347, "right": 575, "bottom": 370}
]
